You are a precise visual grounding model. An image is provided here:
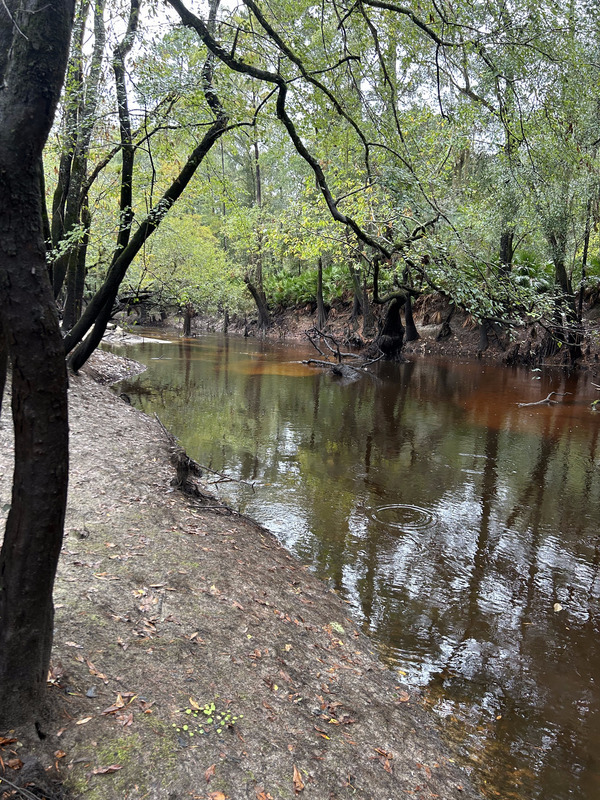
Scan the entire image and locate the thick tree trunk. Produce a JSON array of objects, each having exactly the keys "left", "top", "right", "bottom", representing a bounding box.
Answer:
[
  {"left": 478, "top": 320, "right": 490, "bottom": 355},
  {"left": 375, "top": 297, "right": 405, "bottom": 358},
  {"left": 0, "top": 0, "right": 74, "bottom": 728}
]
